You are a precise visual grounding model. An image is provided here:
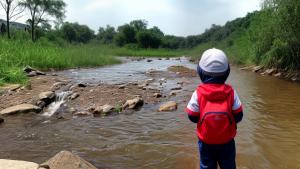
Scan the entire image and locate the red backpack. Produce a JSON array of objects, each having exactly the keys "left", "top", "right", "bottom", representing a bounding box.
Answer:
[{"left": 196, "top": 84, "right": 236, "bottom": 144}]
